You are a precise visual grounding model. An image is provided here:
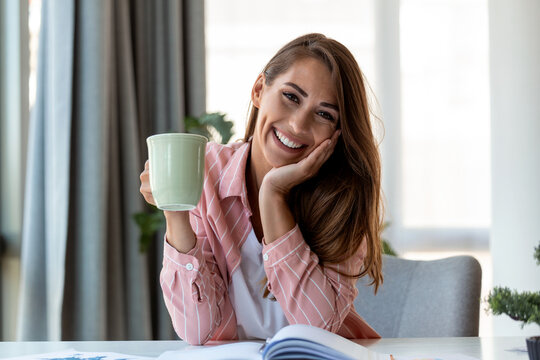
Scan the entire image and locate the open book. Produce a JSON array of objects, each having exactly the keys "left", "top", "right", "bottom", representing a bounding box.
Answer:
[{"left": 158, "top": 324, "right": 390, "bottom": 360}]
